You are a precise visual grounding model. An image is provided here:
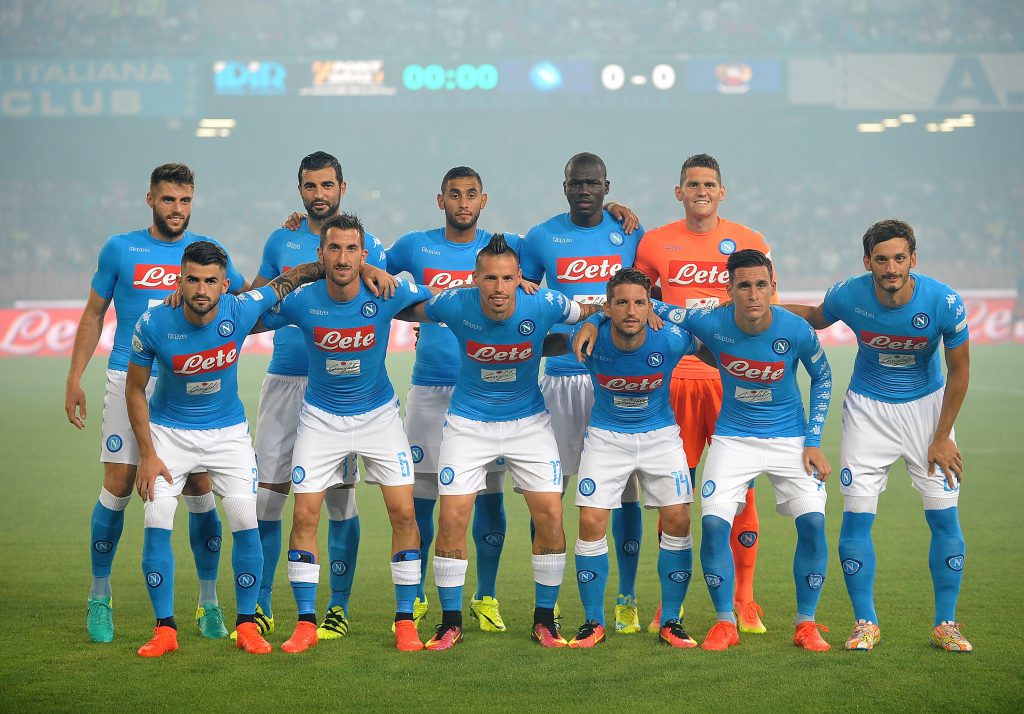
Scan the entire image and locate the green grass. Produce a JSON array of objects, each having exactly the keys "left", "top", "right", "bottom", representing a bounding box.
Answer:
[{"left": 1, "top": 346, "right": 1022, "bottom": 712}]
